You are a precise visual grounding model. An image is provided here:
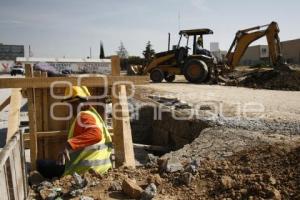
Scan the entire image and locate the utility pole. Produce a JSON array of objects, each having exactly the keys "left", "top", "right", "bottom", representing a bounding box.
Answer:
[
  {"left": 89, "top": 47, "right": 92, "bottom": 59},
  {"left": 28, "top": 45, "right": 33, "bottom": 57}
]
